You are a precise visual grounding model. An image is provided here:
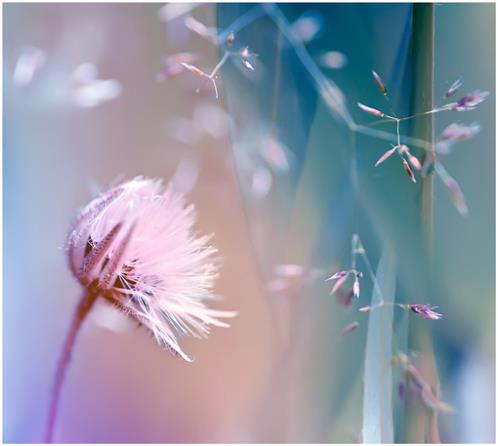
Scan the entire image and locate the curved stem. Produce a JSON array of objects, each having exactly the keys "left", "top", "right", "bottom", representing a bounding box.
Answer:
[{"left": 45, "top": 290, "right": 98, "bottom": 443}]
